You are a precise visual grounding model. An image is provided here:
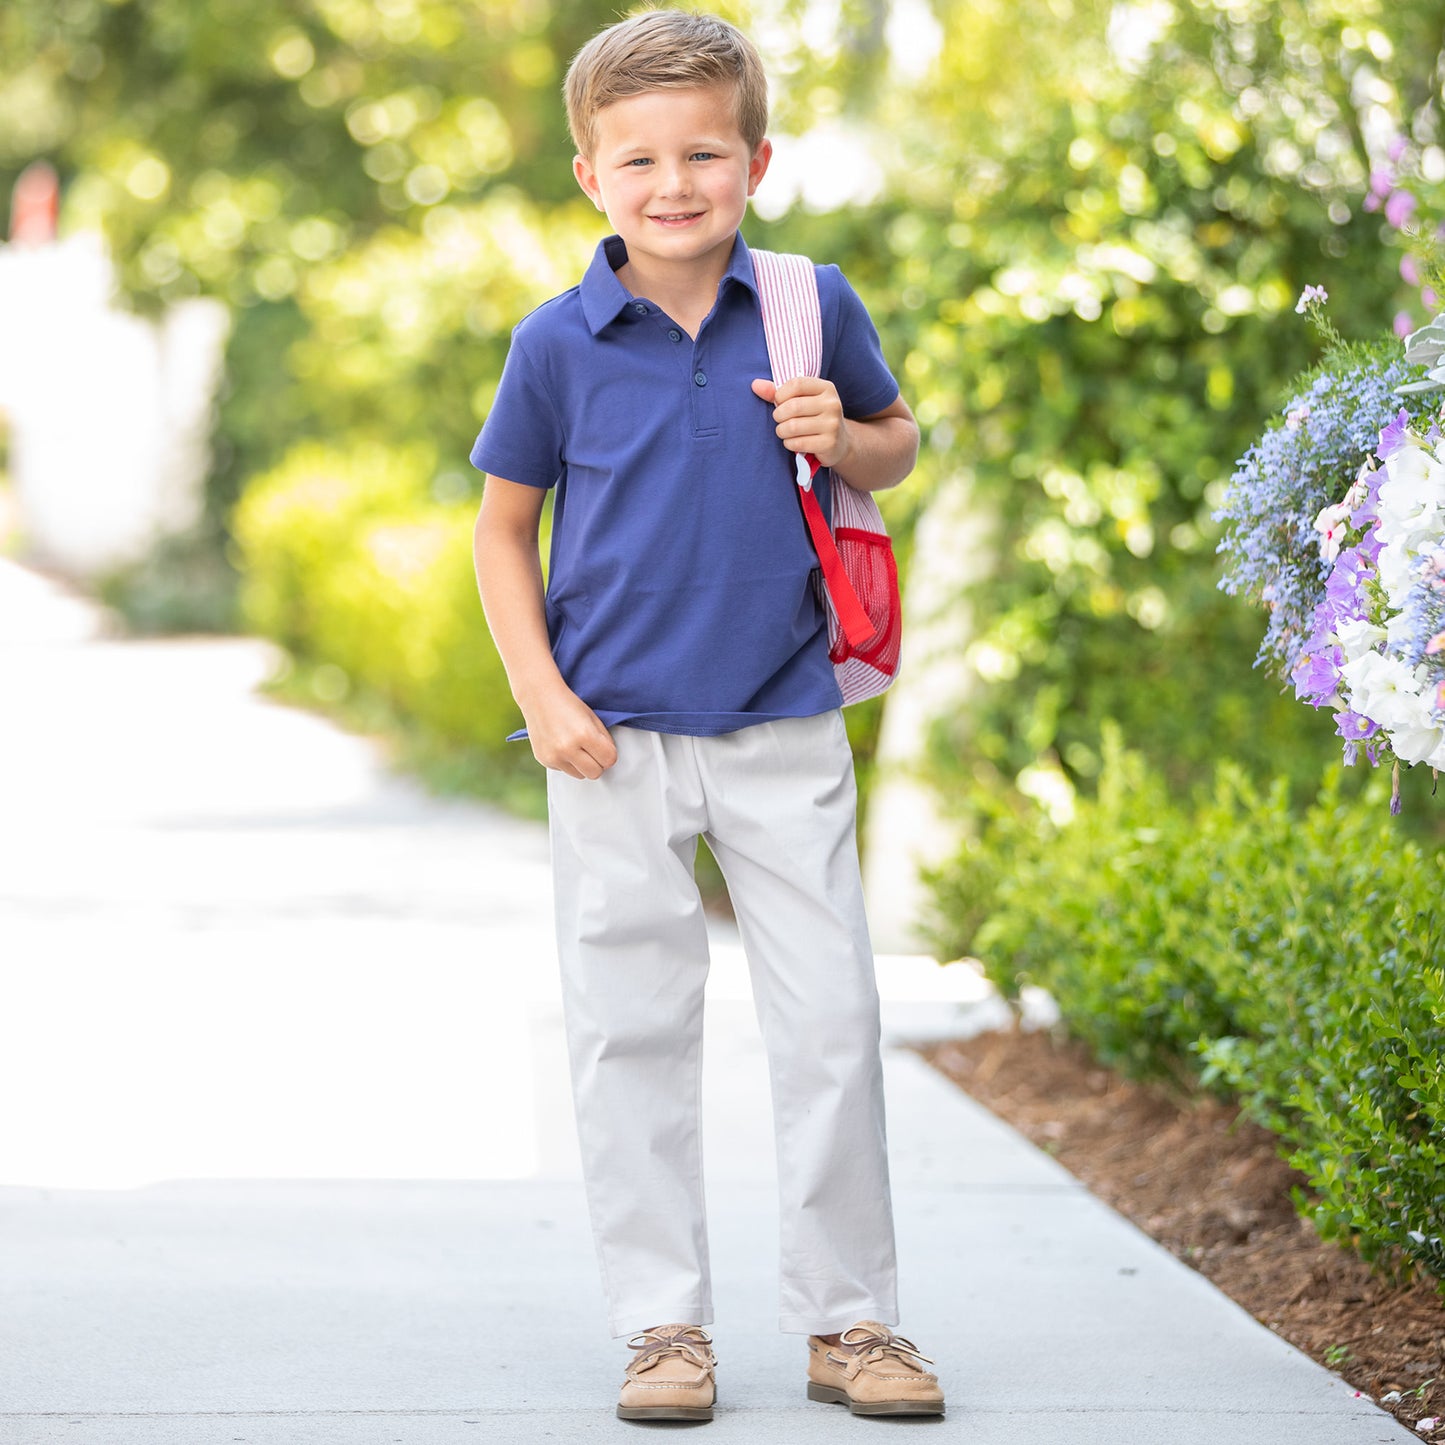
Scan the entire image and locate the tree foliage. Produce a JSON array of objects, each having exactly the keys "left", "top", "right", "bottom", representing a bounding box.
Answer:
[
  {"left": 0, "top": 0, "right": 629, "bottom": 521},
  {"left": 791, "top": 0, "right": 1445, "bottom": 809}
]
